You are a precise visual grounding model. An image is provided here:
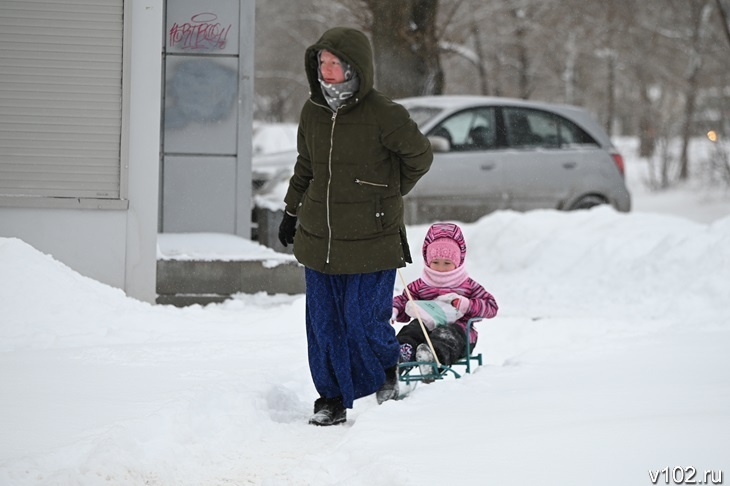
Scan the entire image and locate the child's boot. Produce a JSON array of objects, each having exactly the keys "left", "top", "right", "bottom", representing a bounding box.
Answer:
[
  {"left": 415, "top": 343, "right": 438, "bottom": 383},
  {"left": 399, "top": 343, "right": 414, "bottom": 363}
]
